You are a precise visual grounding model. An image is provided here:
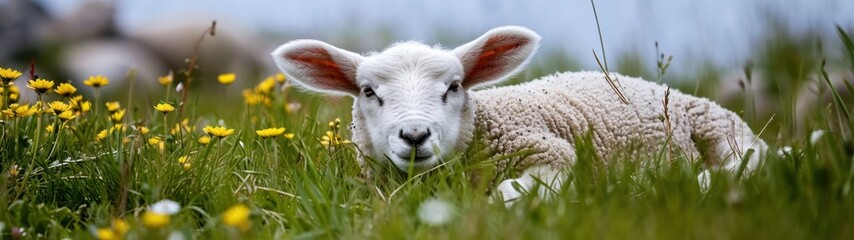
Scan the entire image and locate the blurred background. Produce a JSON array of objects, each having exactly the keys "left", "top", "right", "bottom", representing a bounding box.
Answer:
[{"left": 2, "top": 0, "right": 853, "bottom": 137}]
